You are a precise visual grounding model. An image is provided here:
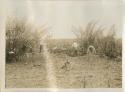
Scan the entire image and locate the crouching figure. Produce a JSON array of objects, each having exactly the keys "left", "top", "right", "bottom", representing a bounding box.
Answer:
[
  {"left": 87, "top": 45, "right": 96, "bottom": 55},
  {"left": 86, "top": 45, "right": 96, "bottom": 61}
]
